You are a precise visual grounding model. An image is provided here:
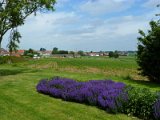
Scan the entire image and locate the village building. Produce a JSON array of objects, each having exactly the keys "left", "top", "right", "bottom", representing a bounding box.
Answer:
[
  {"left": 11, "top": 50, "right": 25, "bottom": 57},
  {"left": 0, "top": 48, "right": 9, "bottom": 56},
  {"left": 37, "top": 51, "right": 52, "bottom": 58}
]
